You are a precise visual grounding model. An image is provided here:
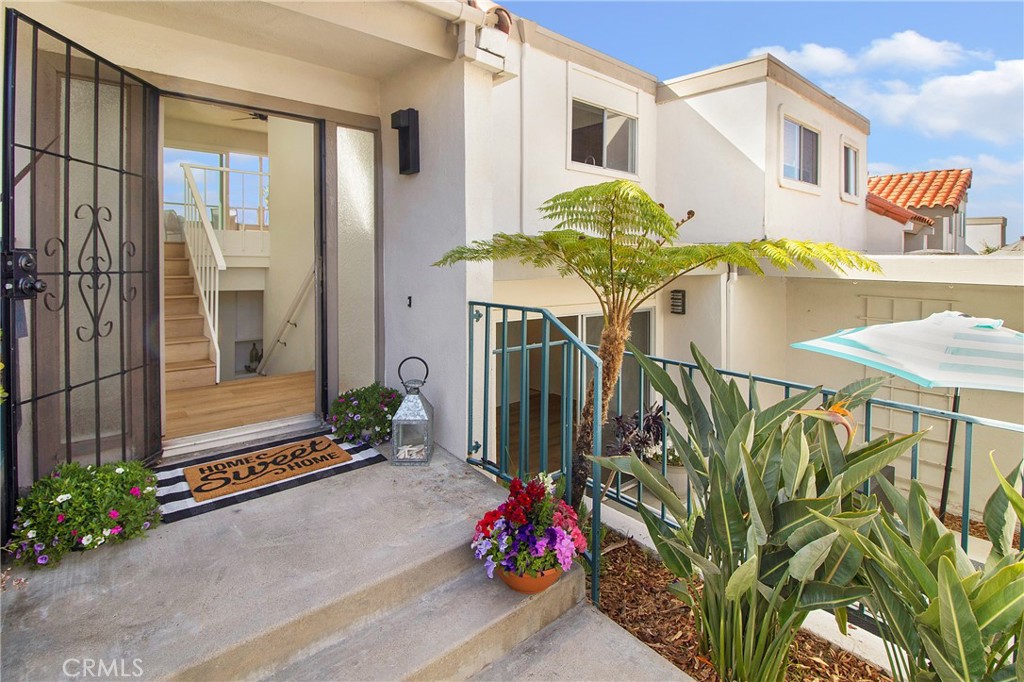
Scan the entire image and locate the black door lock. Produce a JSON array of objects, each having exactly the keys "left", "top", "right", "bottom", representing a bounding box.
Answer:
[{"left": 2, "top": 248, "right": 47, "bottom": 300}]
